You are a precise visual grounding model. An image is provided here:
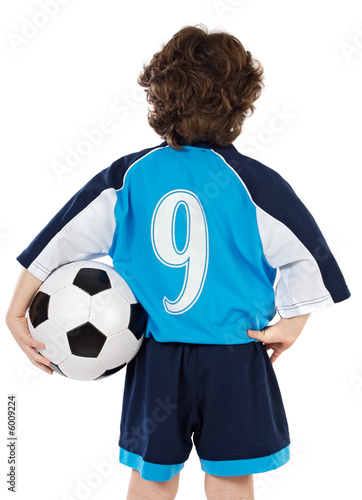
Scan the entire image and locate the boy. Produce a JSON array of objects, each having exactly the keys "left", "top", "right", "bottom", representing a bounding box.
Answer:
[{"left": 6, "top": 25, "right": 350, "bottom": 500}]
